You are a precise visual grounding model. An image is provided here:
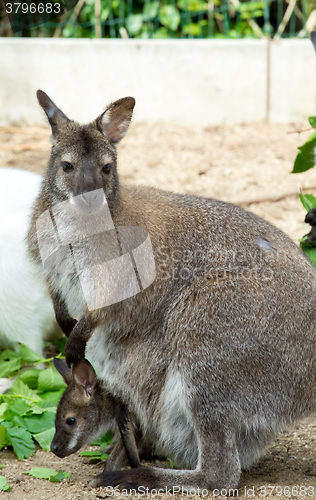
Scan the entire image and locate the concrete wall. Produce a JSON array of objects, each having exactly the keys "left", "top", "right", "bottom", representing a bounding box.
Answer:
[{"left": 0, "top": 38, "right": 315, "bottom": 126}]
